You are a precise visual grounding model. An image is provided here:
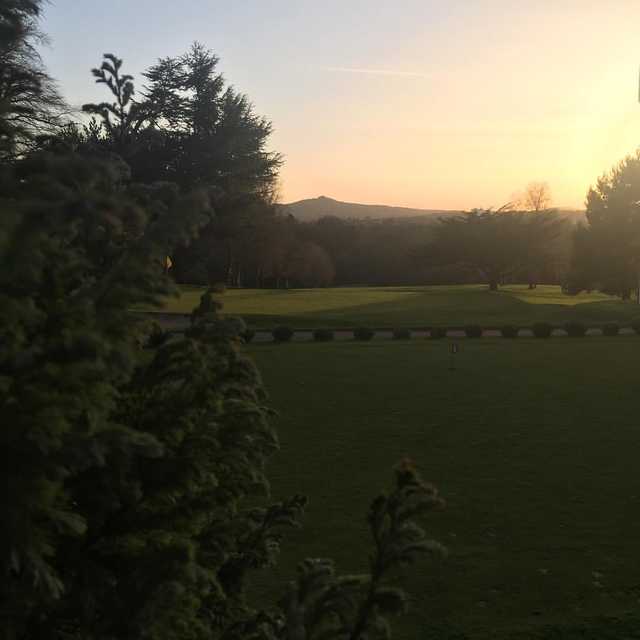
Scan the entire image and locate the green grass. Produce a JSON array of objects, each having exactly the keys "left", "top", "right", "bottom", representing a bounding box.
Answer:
[
  {"left": 157, "top": 285, "right": 640, "bottom": 328},
  {"left": 248, "top": 338, "right": 640, "bottom": 638}
]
